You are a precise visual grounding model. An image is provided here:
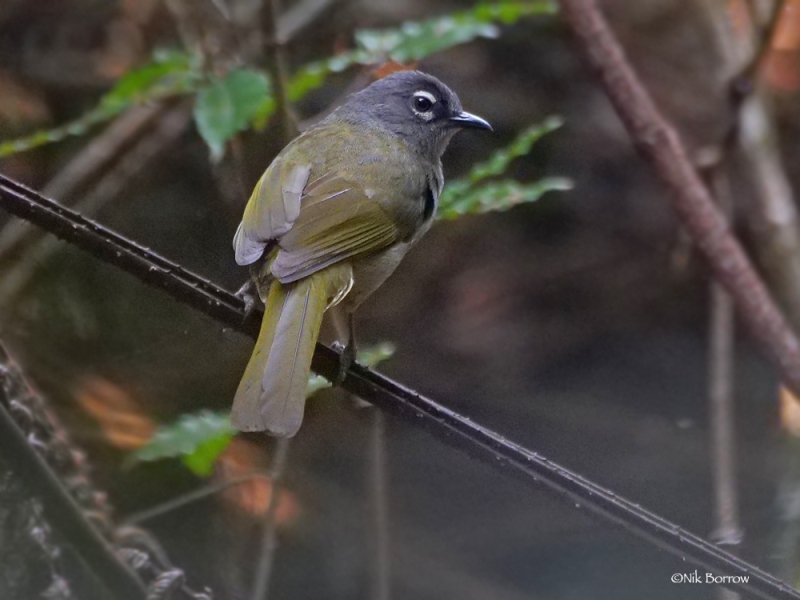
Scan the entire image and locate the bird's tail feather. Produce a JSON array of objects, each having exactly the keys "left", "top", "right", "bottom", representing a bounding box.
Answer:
[{"left": 231, "top": 265, "right": 351, "bottom": 436}]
